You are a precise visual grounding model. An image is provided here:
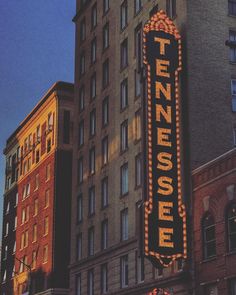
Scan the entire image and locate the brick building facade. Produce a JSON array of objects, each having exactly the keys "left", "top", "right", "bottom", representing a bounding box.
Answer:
[
  {"left": 192, "top": 149, "right": 236, "bottom": 295},
  {"left": 1, "top": 82, "right": 74, "bottom": 295}
]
